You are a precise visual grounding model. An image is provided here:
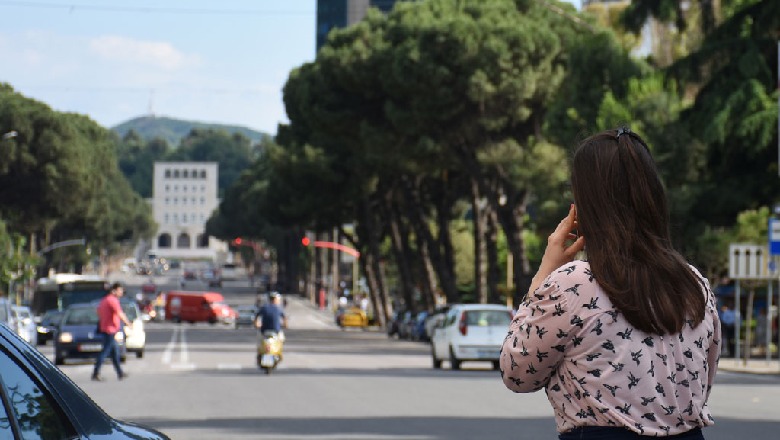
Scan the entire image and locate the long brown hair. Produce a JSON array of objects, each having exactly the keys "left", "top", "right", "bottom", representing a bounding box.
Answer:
[{"left": 570, "top": 128, "right": 705, "bottom": 335}]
